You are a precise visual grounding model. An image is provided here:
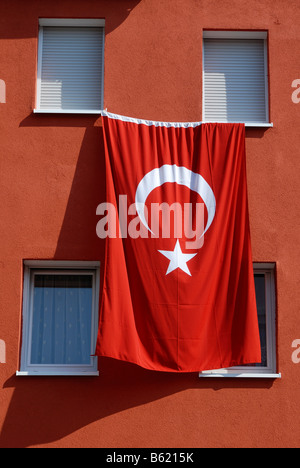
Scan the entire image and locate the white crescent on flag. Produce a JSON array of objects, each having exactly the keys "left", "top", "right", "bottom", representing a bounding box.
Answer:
[{"left": 135, "top": 164, "right": 216, "bottom": 238}]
